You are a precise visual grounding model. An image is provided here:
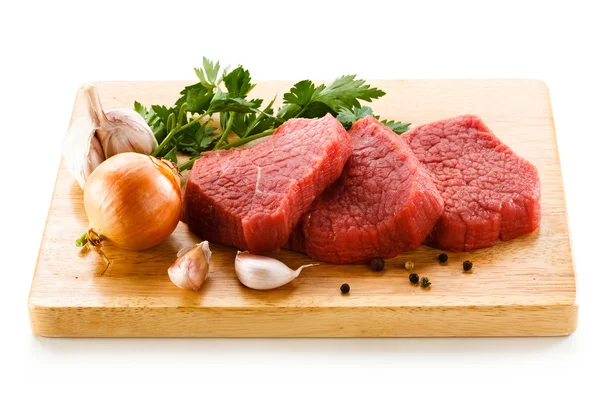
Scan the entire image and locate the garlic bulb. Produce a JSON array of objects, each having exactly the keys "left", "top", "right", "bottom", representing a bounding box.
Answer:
[
  {"left": 62, "top": 83, "right": 158, "bottom": 189},
  {"left": 168, "top": 241, "right": 211, "bottom": 290},
  {"left": 235, "top": 252, "right": 317, "bottom": 290},
  {"left": 83, "top": 83, "right": 157, "bottom": 158}
]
